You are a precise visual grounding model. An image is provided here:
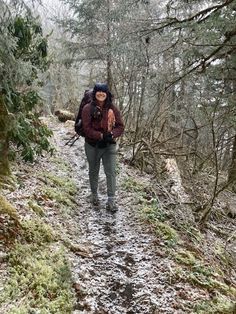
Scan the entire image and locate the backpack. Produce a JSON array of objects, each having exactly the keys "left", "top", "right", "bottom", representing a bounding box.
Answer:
[{"left": 75, "top": 89, "right": 93, "bottom": 136}]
